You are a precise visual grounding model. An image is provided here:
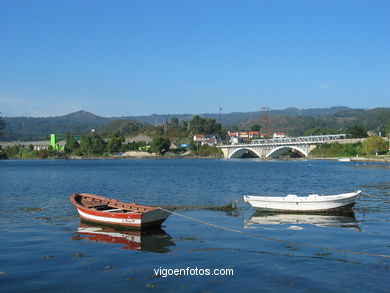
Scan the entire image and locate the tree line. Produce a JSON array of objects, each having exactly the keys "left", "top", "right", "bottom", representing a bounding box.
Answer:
[
  {"left": 1, "top": 112, "right": 390, "bottom": 159},
  {"left": 310, "top": 135, "right": 389, "bottom": 157}
]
